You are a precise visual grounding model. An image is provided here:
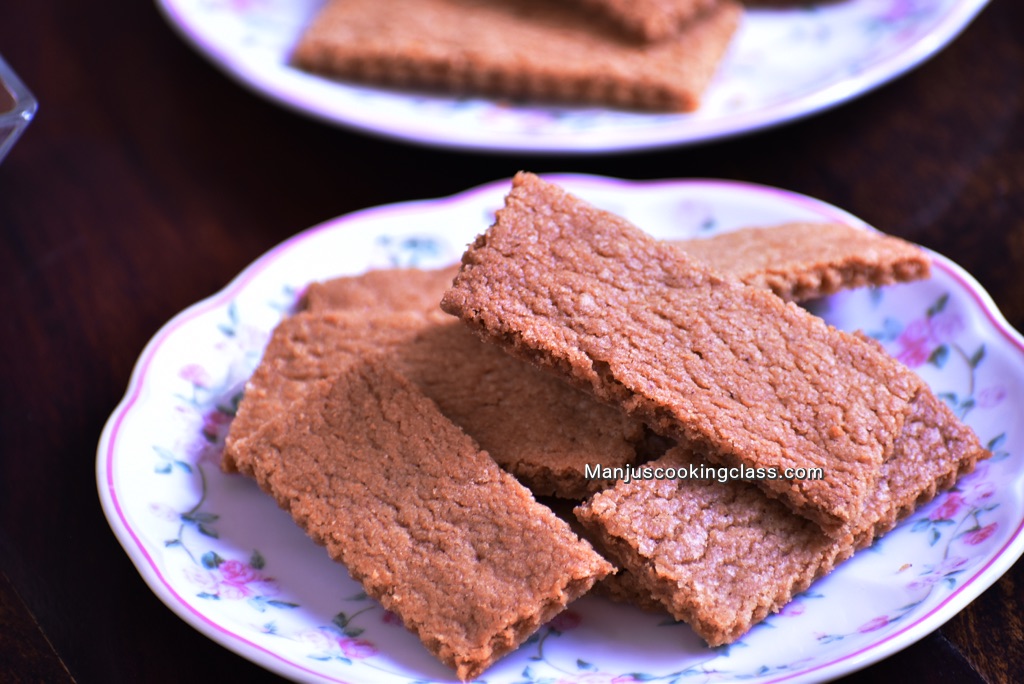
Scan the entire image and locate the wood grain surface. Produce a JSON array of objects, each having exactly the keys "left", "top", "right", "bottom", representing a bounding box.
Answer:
[{"left": 1, "top": 1, "right": 1021, "bottom": 682}]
